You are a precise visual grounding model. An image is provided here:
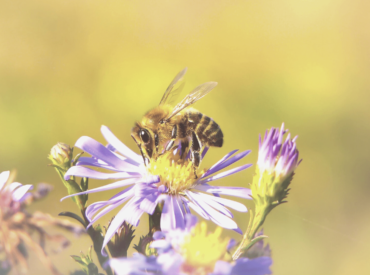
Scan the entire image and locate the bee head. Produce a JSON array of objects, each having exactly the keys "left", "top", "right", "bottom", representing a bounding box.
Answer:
[{"left": 131, "top": 124, "right": 156, "bottom": 163}]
